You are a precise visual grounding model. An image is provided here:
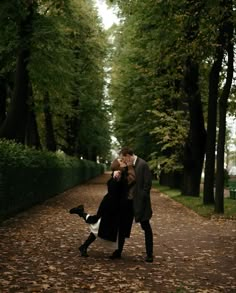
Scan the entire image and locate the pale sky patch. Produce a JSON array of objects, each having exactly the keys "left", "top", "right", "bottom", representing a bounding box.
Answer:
[{"left": 95, "top": 0, "right": 119, "bottom": 29}]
